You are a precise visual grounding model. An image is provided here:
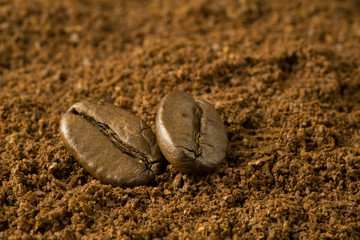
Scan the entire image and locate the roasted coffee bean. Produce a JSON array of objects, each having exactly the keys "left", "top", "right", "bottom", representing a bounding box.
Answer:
[
  {"left": 60, "top": 101, "right": 164, "bottom": 187},
  {"left": 156, "top": 91, "right": 228, "bottom": 174}
]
